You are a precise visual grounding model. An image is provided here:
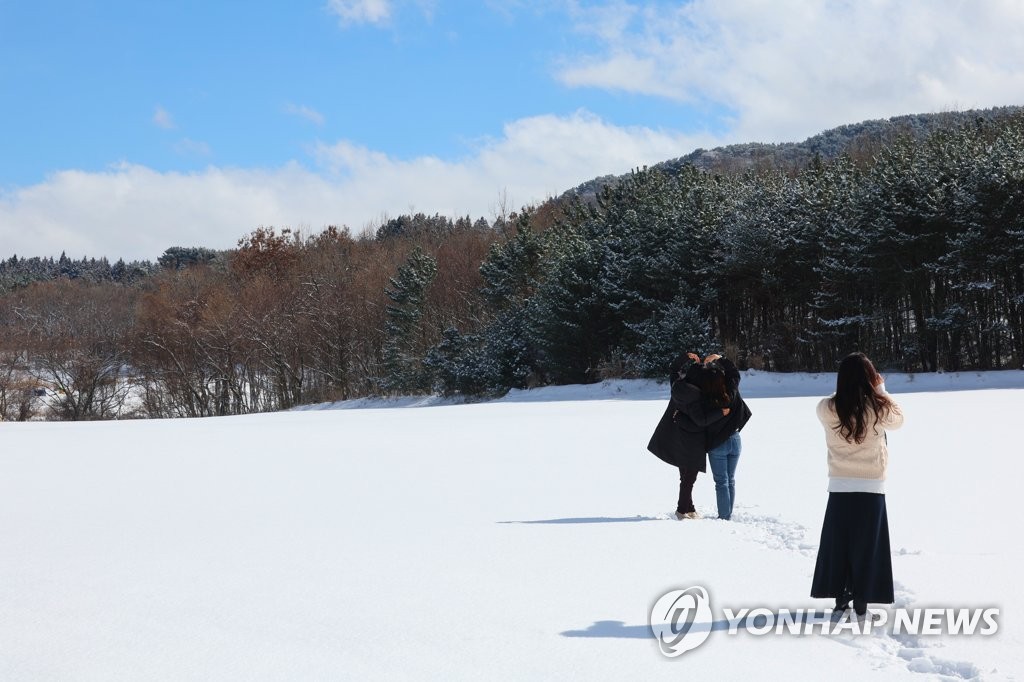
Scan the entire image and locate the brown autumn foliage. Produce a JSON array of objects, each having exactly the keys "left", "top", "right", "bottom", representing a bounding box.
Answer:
[
  {"left": 0, "top": 217, "right": 505, "bottom": 420},
  {"left": 137, "top": 221, "right": 501, "bottom": 417}
]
